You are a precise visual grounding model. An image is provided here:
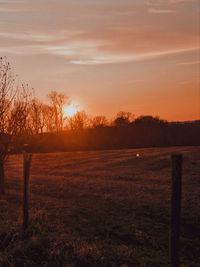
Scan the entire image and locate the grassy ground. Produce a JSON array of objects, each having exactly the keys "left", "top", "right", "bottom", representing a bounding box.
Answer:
[{"left": 0, "top": 146, "right": 199, "bottom": 266}]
